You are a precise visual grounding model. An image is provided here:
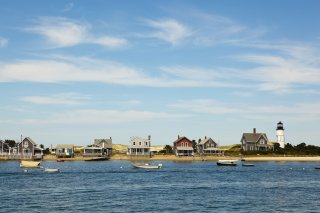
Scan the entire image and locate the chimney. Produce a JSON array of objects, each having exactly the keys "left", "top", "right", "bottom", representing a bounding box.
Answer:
[
  {"left": 253, "top": 128, "right": 256, "bottom": 134},
  {"left": 178, "top": 135, "right": 180, "bottom": 139},
  {"left": 148, "top": 135, "right": 151, "bottom": 140},
  {"left": 205, "top": 136, "right": 207, "bottom": 139}
]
